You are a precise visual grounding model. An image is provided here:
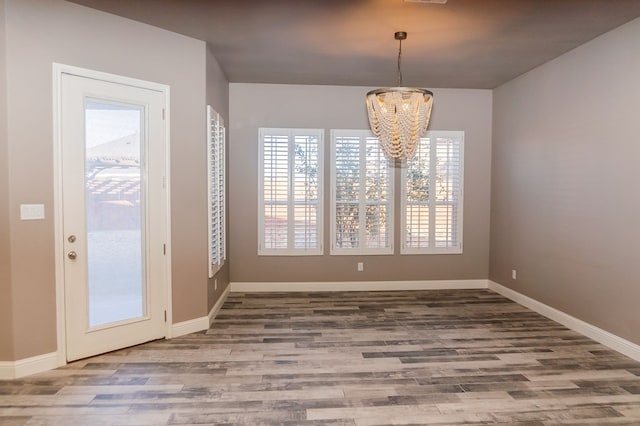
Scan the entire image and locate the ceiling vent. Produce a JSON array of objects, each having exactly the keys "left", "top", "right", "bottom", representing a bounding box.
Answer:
[{"left": 404, "top": 0, "right": 448, "bottom": 3}]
